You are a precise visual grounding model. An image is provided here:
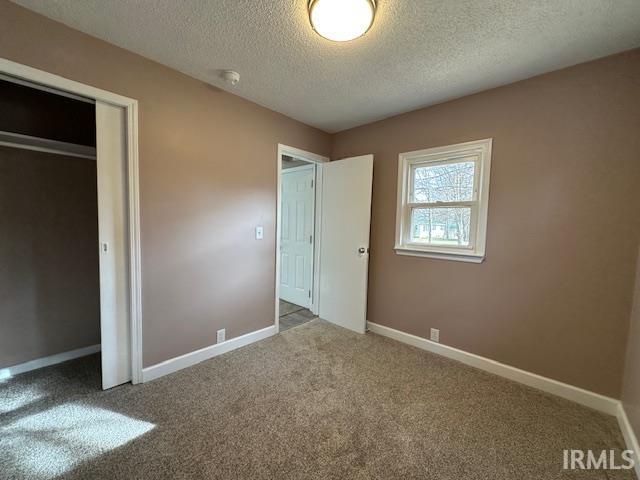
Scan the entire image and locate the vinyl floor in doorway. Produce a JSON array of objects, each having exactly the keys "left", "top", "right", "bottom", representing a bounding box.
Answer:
[
  {"left": 0, "top": 319, "right": 633, "bottom": 479},
  {"left": 279, "top": 299, "right": 316, "bottom": 331}
]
